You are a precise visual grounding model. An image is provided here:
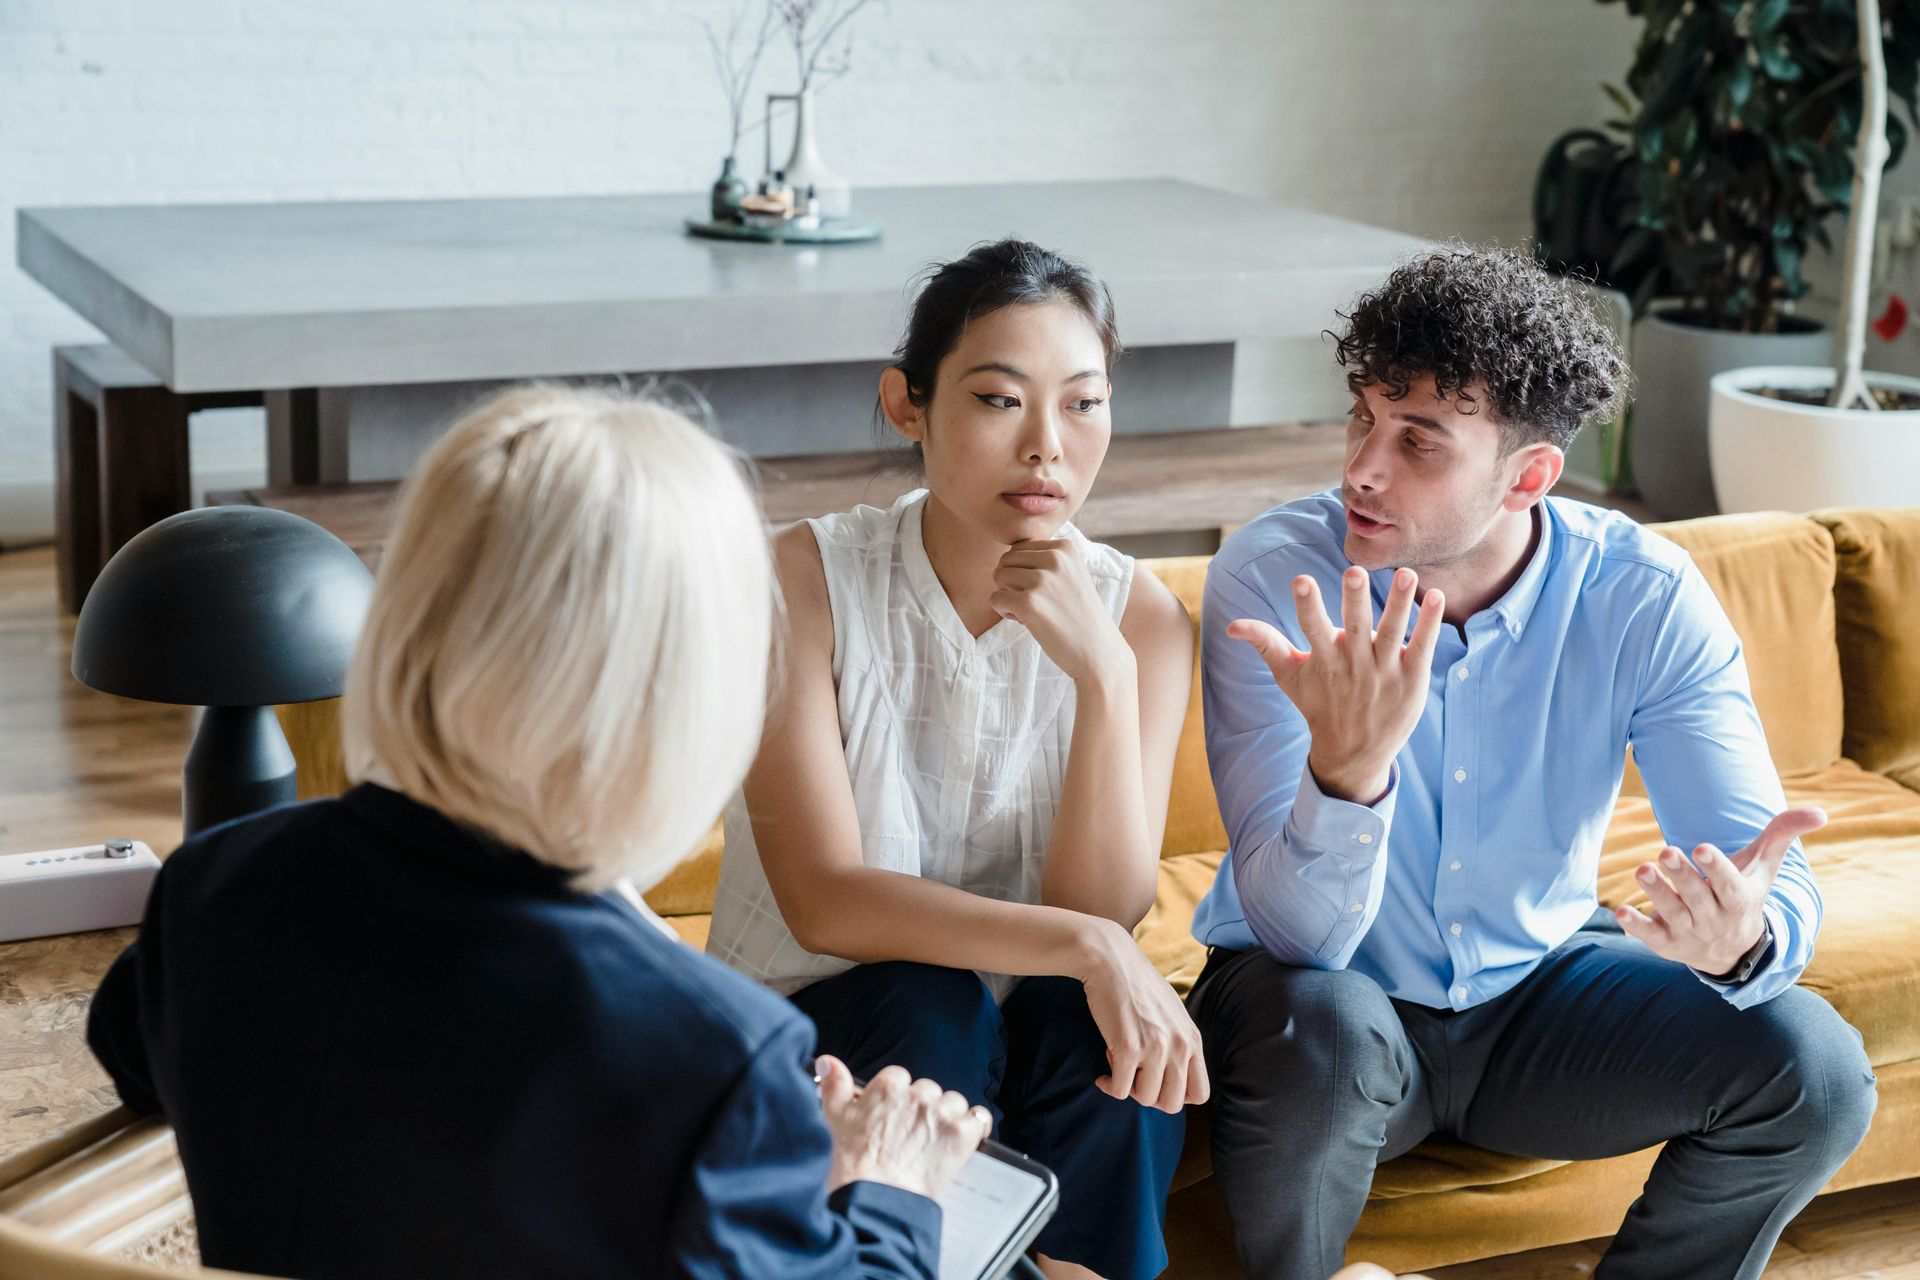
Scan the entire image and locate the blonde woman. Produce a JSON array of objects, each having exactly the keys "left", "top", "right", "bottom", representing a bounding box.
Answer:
[{"left": 87, "top": 387, "right": 988, "bottom": 1280}]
